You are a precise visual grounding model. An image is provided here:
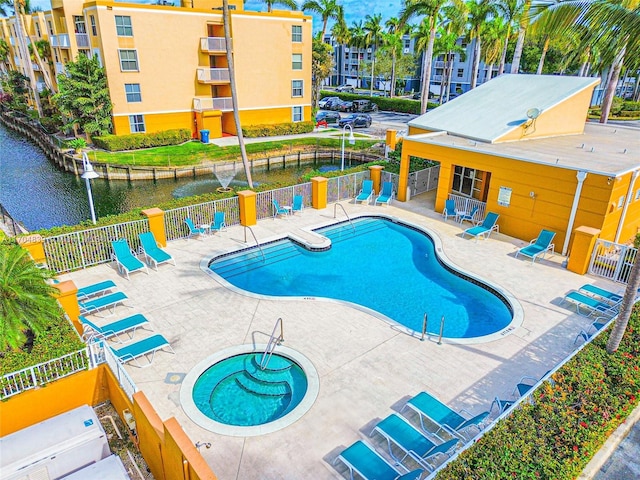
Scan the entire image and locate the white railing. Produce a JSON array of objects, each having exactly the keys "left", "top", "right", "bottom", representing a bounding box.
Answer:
[
  {"left": 382, "top": 164, "right": 440, "bottom": 198},
  {"left": 50, "top": 33, "right": 70, "bottom": 48},
  {"left": 588, "top": 239, "right": 638, "bottom": 284},
  {"left": 196, "top": 67, "right": 230, "bottom": 83},
  {"left": 75, "top": 33, "right": 89, "bottom": 48},
  {"left": 256, "top": 184, "right": 312, "bottom": 220},
  {"left": 43, "top": 219, "right": 149, "bottom": 273},
  {"left": 193, "top": 96, "right": 233, "bottom": 111},
  {"left": 164, "top": 196, "right": 240, "bottom": 241},
  {"left": 327, "top": 171, "right": 370, "bottom": 203},
  {"left": 102, "top": 343, "right": 138, "bottom": 401},
  {"left": 55, "top": 62, "right": 65, "bottom": 74},
  {"left": 200, "top": 37, "right": 229, "bottom": 52},
  {"left": 1, "top": 348, "right": 90, "bottom": 399},
  {"left": 447, "top": 193, "right": 487, "bottom": 222},
  {"left": 434, "top": 61, "right": 445, "bottom": 69}
]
